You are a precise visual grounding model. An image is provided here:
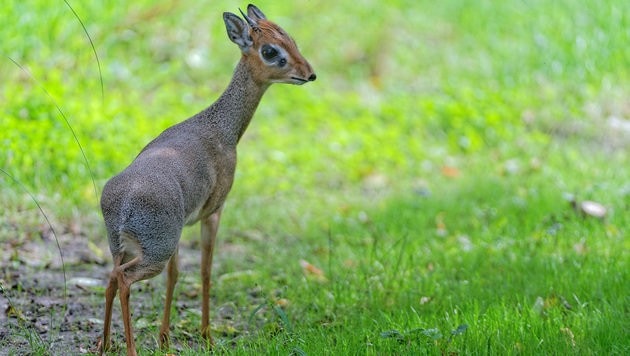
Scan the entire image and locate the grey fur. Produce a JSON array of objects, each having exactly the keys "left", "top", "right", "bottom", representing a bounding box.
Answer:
[{"left": 101, "top": 59, "right": 268, "bottom": 279}]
